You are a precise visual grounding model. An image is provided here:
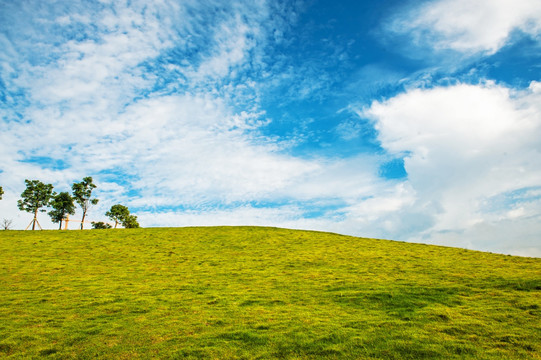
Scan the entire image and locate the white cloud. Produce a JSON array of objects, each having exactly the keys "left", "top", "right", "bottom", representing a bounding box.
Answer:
[
  {"left": 114, "top": 94, "right": 323, "bottom": 206},
  {"left": 362, "top": 82, "right": 541, "bottom": 255},
  {"left": 194, "top": 16, "right": 253, "bottom": 80},
  {"left": 0, "top": 0, "right": 288, "bottom": 228},
  {"left": 391, "top": 0, "right": 541, "bottom": 54},
  {"left": 1, "top": 0, "right": 381, "bottom": 234}
]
